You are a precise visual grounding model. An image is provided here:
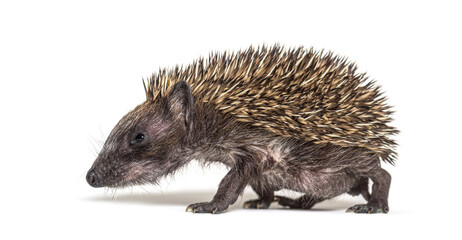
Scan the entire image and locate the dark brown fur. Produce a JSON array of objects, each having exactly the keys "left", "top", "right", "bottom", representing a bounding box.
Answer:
[{"left": 87, "top": 46, "right": 396, "bottom": 214}]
